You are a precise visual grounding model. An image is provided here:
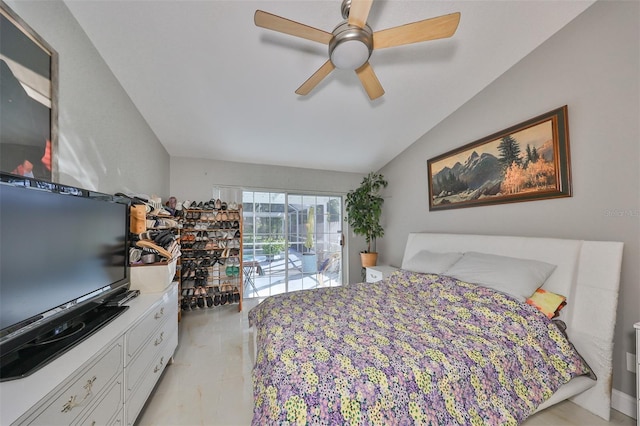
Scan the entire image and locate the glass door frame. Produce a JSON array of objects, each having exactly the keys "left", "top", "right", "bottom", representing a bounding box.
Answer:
[{"left": 241, "top": 189, "right": 344, "bottom": 298}]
